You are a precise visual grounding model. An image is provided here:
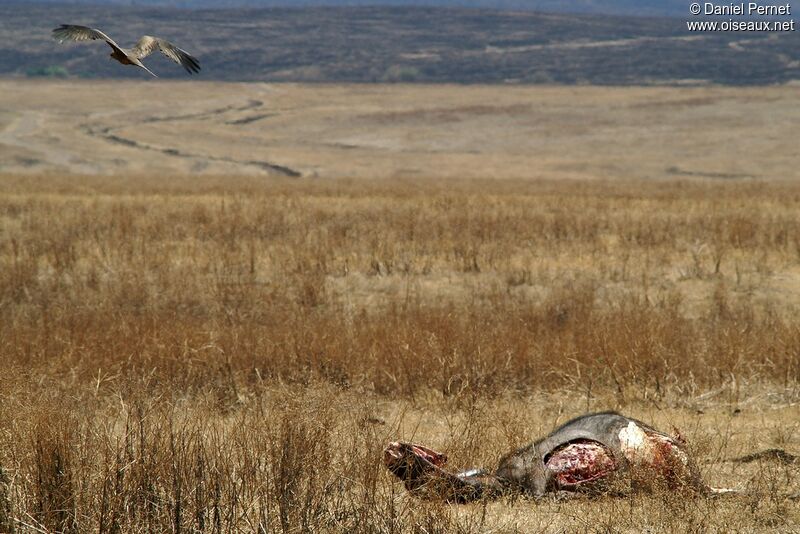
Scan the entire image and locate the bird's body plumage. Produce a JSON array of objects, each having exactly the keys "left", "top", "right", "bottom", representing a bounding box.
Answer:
[{"left": 52, "top": 24, "right": 200, "bottom": 77}]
